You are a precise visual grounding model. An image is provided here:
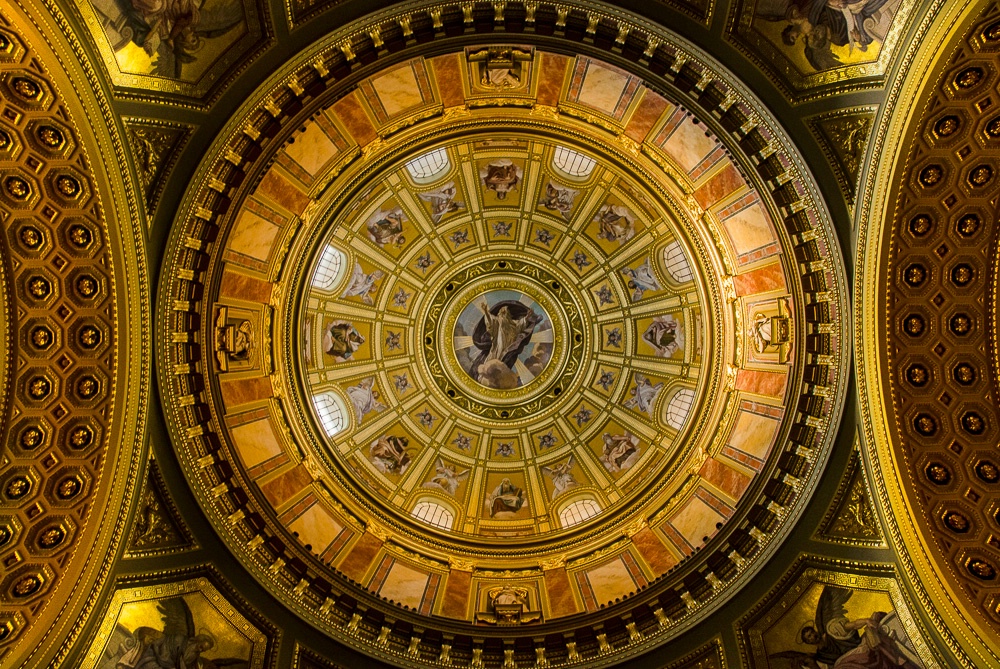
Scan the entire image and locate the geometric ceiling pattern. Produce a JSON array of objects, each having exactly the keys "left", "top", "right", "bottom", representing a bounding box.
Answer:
[{"left": 2, "top": 0, "right": 999, "bottom": 667}]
